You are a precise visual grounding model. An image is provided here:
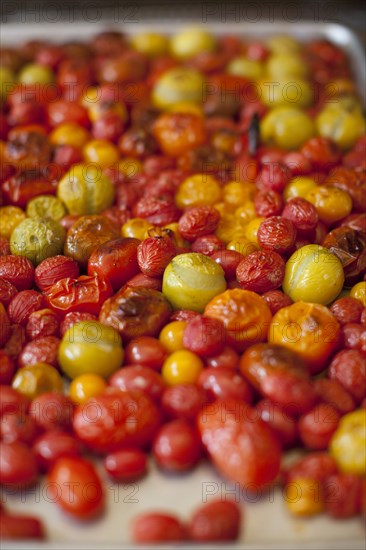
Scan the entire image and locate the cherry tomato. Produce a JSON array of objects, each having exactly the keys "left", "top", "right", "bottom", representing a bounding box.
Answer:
[
  {"left": 124, "top": 336, "right": 167, "bottom": 371},
  {"left": 131, "top": 513, "right": 186, "bottom": 543},
  {"left": 29, "top": 392, "right": 74, "bottom": 431},
  {"left": 45, "top": 275, "right": 112, "bottom": 316},
  {"left": 153, "top": 419, "right": 202, "bottom": 471},
  {"left": 104, "top": 448, "right": 148, "bottom": 482},
  {"left": 33, "top": 430, "right": 82, "bottom": 472},
  {"left": 109, "top": 366, "right": 165, "bottom": 403},
  {"left": 188, "top": 500, "right": 241, "bottom": 542},
  {"left": 0, "top": 514, "right": 45, "bottom": 540},
  {"left": 0, "top": 441, "right": 38, "bottom": 487}
]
